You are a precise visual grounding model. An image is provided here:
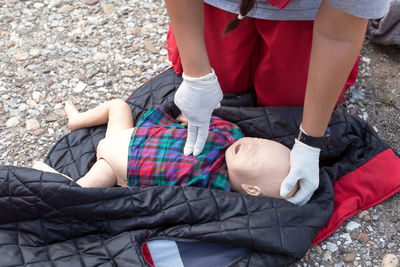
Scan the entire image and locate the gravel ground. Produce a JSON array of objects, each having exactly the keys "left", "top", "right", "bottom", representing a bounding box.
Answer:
[{"left": 0, "top": 1, "right": 399, "bottom": 266}]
